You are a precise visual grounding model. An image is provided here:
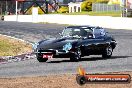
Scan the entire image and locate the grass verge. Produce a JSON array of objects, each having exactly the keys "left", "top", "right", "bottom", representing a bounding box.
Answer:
[
  {"left": 52, "top": 11, "right": 122, "bottom": 17},
  {"left": 0, "top": 35, "right": 32, "bottom": 56}
]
